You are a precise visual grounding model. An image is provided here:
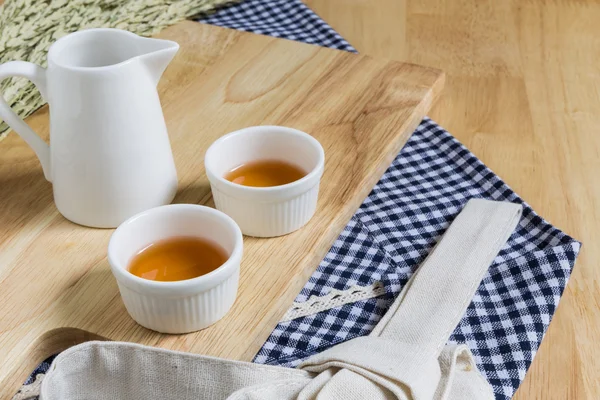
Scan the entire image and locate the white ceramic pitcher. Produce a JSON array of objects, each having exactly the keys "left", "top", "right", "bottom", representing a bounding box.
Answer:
[{"left": 0, "top": 28, "right": 179, "bottom": 228}]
